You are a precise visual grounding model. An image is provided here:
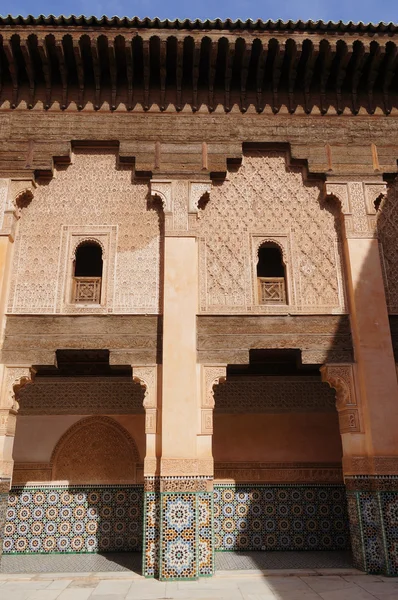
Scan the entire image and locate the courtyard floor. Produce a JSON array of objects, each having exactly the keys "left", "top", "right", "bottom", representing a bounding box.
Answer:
[{"left": 1, "top": 570, "right": 397, "bottom": 600}]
